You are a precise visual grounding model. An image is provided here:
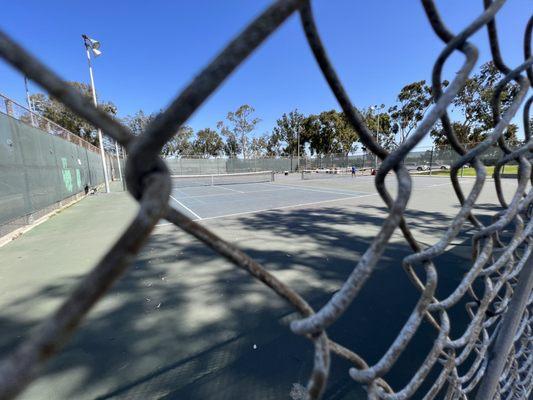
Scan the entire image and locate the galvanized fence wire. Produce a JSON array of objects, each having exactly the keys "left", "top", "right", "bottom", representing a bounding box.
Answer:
[
  {"left": 0, "top": 0, "right": 531, "bottom": 399},
  {"left": 164, "top": 147, "right": 519, "bottom": 176},
  {"left": 0, "top": 93, "right": 103, "bottom": 154},
  {"left": 0, "top": 91, "right": 122, "bottom": 183}
]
